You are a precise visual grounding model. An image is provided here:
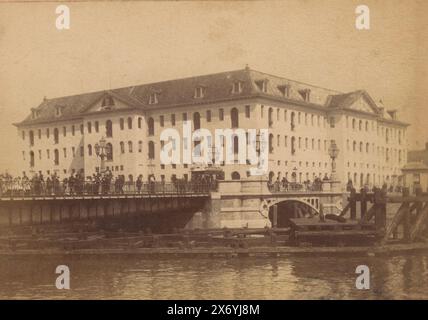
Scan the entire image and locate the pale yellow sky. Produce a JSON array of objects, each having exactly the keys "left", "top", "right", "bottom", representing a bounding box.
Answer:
[{"left": 0, "top": 0, "right": 427, "bottom": 173}]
